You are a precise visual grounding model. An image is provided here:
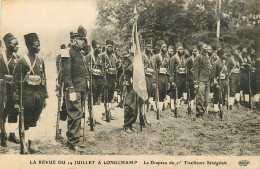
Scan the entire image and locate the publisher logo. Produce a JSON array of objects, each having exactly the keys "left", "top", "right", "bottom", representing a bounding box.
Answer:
[{"left": 238, "top": 160, "right": 250, "bottom": 166}]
